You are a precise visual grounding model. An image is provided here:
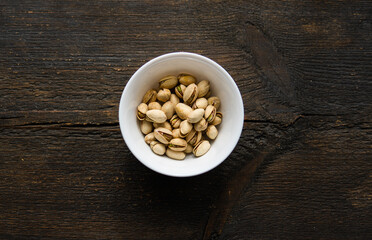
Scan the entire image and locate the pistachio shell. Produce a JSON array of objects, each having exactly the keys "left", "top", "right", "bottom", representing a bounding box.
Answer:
[
  {"left": 175, "top": 84, "right": 186, "bottom": 99},
  {"left": 161, "top": 101, "right": 175, "bottom": 119},
  {"left": 153, "top": 121, "right": 172, "bottom": 131},
  {"left": 185, "top": 129, "right": 202, "bottom": 146},
  {"left": 157, "top": 89, "right": 171, "bottom": 102},
  {"left": 144, "top": 132, "right": 155, "bottom": 144},
  {"left": 146, "top": 109, "right": 167, "bottom": 123},
  {"left": 178, "top": 73, "right": 196, "bottom": 86},
  {"left": 193, "top": 98, "right": 208, "bottom": 109},
  {"left": 180, "top": 120, "right": 193, "bottom": 137},
  {"left": 172, "top": 128, "right": 182, "bottom": 138},
  {"left": 197, "top": 80, "right": 210, "bottom": 98},
  {"left": 208, "top": 96, "right": 221, "bottom": 110},
  {"left": 168, "top": 138, "right": 187, "bottom": 152},
  {"left": 193, "top": 140, "right": 211, "bottom": 157},
  {"left": 187, "top": 108, "right": 205, "bottom": 123},
  {"left": 175, "top": 103, "right": 193, "bottom": 120},
  {"left": 148, "top": 102, "right": 162, "bottom": 110},
  {"left": 210, "top": 112, "right": 222, "bottom": 125},
  {"left": 204, "top": 105, "right": 217, "bottom": 123},
  {"left": 170, "top": 94, "right": 180, "bottom": 107},
  {"left": 159, "top": 75, "right": 178, "bottom": 89},
  {"left": 140, "top": 120, "right": 153, "bottom": 135},
  {"left": 154, "top": 127, "right": 173, "bottom": 144},
  {"left": 194, "top": 117, "right": 208, "bottom": 131},
  {"left": 137, "top": 103, "right": 148, "bottom": 120},
  {"left": 142, "top": 89, "right": 157, "bottom": 104},
  {"left": 184, "top": 143, "right": 193, "bottom": 154},
  {"left": 166, "top": 148, "right": 186, "bottom": 160},
  {"left": 150, "top": 141, "right": 166, "bottom": 155},
  {"left": 183, "top": 83, "right": 199, "bottom": 105},
  {"left": 170, "top": 114, "right": 182, "bottom": 128},
  {"left": 206, "top": 125, "right": 218, "bottom": 140}
]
